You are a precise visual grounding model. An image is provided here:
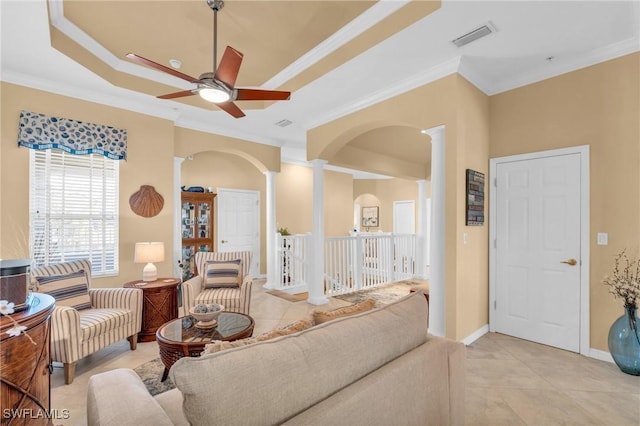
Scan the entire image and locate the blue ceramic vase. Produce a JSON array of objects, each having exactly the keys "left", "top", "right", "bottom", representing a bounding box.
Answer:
[{"left": 608, "top": 305, "right": 640, "bottom": 376}]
